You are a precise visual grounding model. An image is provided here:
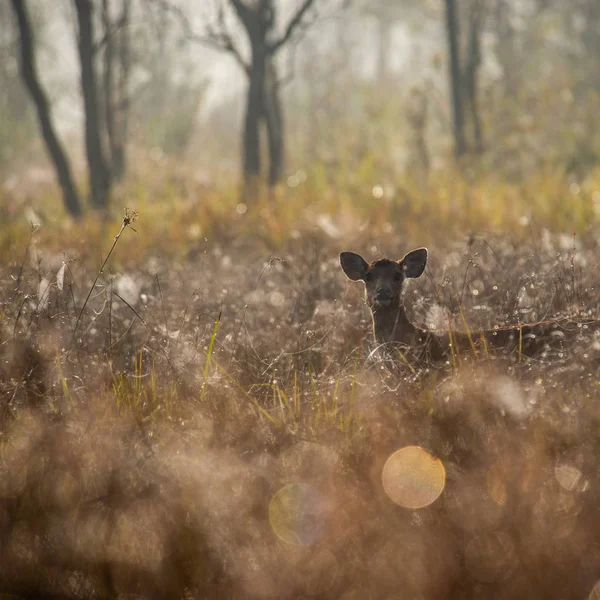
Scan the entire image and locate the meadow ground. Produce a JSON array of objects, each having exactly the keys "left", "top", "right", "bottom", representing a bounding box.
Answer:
[{"left": 2, "top": 169, "right": 600, "bottom": 598}]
